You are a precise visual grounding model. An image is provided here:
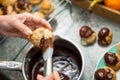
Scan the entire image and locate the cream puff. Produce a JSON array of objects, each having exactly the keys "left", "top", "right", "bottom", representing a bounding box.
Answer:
[
  {"left": 28, "top": 0, "right": 41, "bottom": 5},
  {"left": 79, "top": 25, "right": 96, "bottom": 45},
  {"left": 30, "top": 27, "right": 54, "bottom": 47},
  {"left": 104, "top": 52, "right": 120, "bottom": 71},
  {"left": 40, "top": 0, "right": 54, "bottom": 15},
  {"left": 33, "top": 11, "right": 45, "bottom": 18},
  {"left": 117, "top": 44, "right": 120, "bottom": 56},
  {"left": 98, "top": 27, "right": 113, "bottom": 46},
  {"left": 0, "top": 5, "right": 13, "bottom": 15},
  {"left": 15, "top": 0, "right": 31, "bottom": 13},
  {"left": 94, "top": 66, "right": 116, "bottom": 80},
  {"left": 0, "top": 0, "right": 17, "bottom": 7}
]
